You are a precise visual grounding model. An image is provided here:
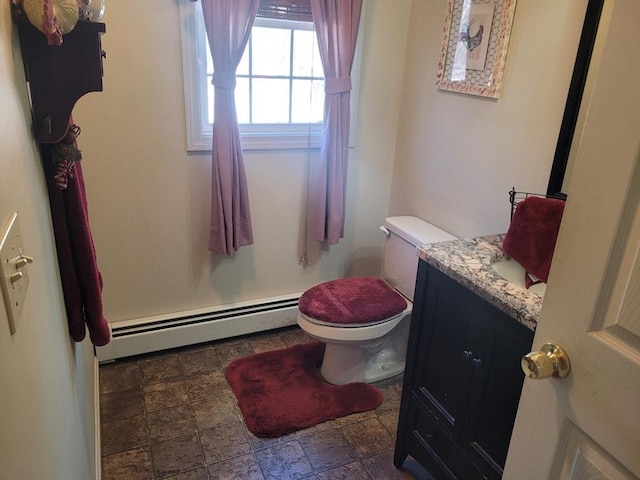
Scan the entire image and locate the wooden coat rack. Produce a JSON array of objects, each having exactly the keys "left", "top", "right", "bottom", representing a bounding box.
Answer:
[{"left": 14, "top": 15, "right": 106, "bottom": 143}]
